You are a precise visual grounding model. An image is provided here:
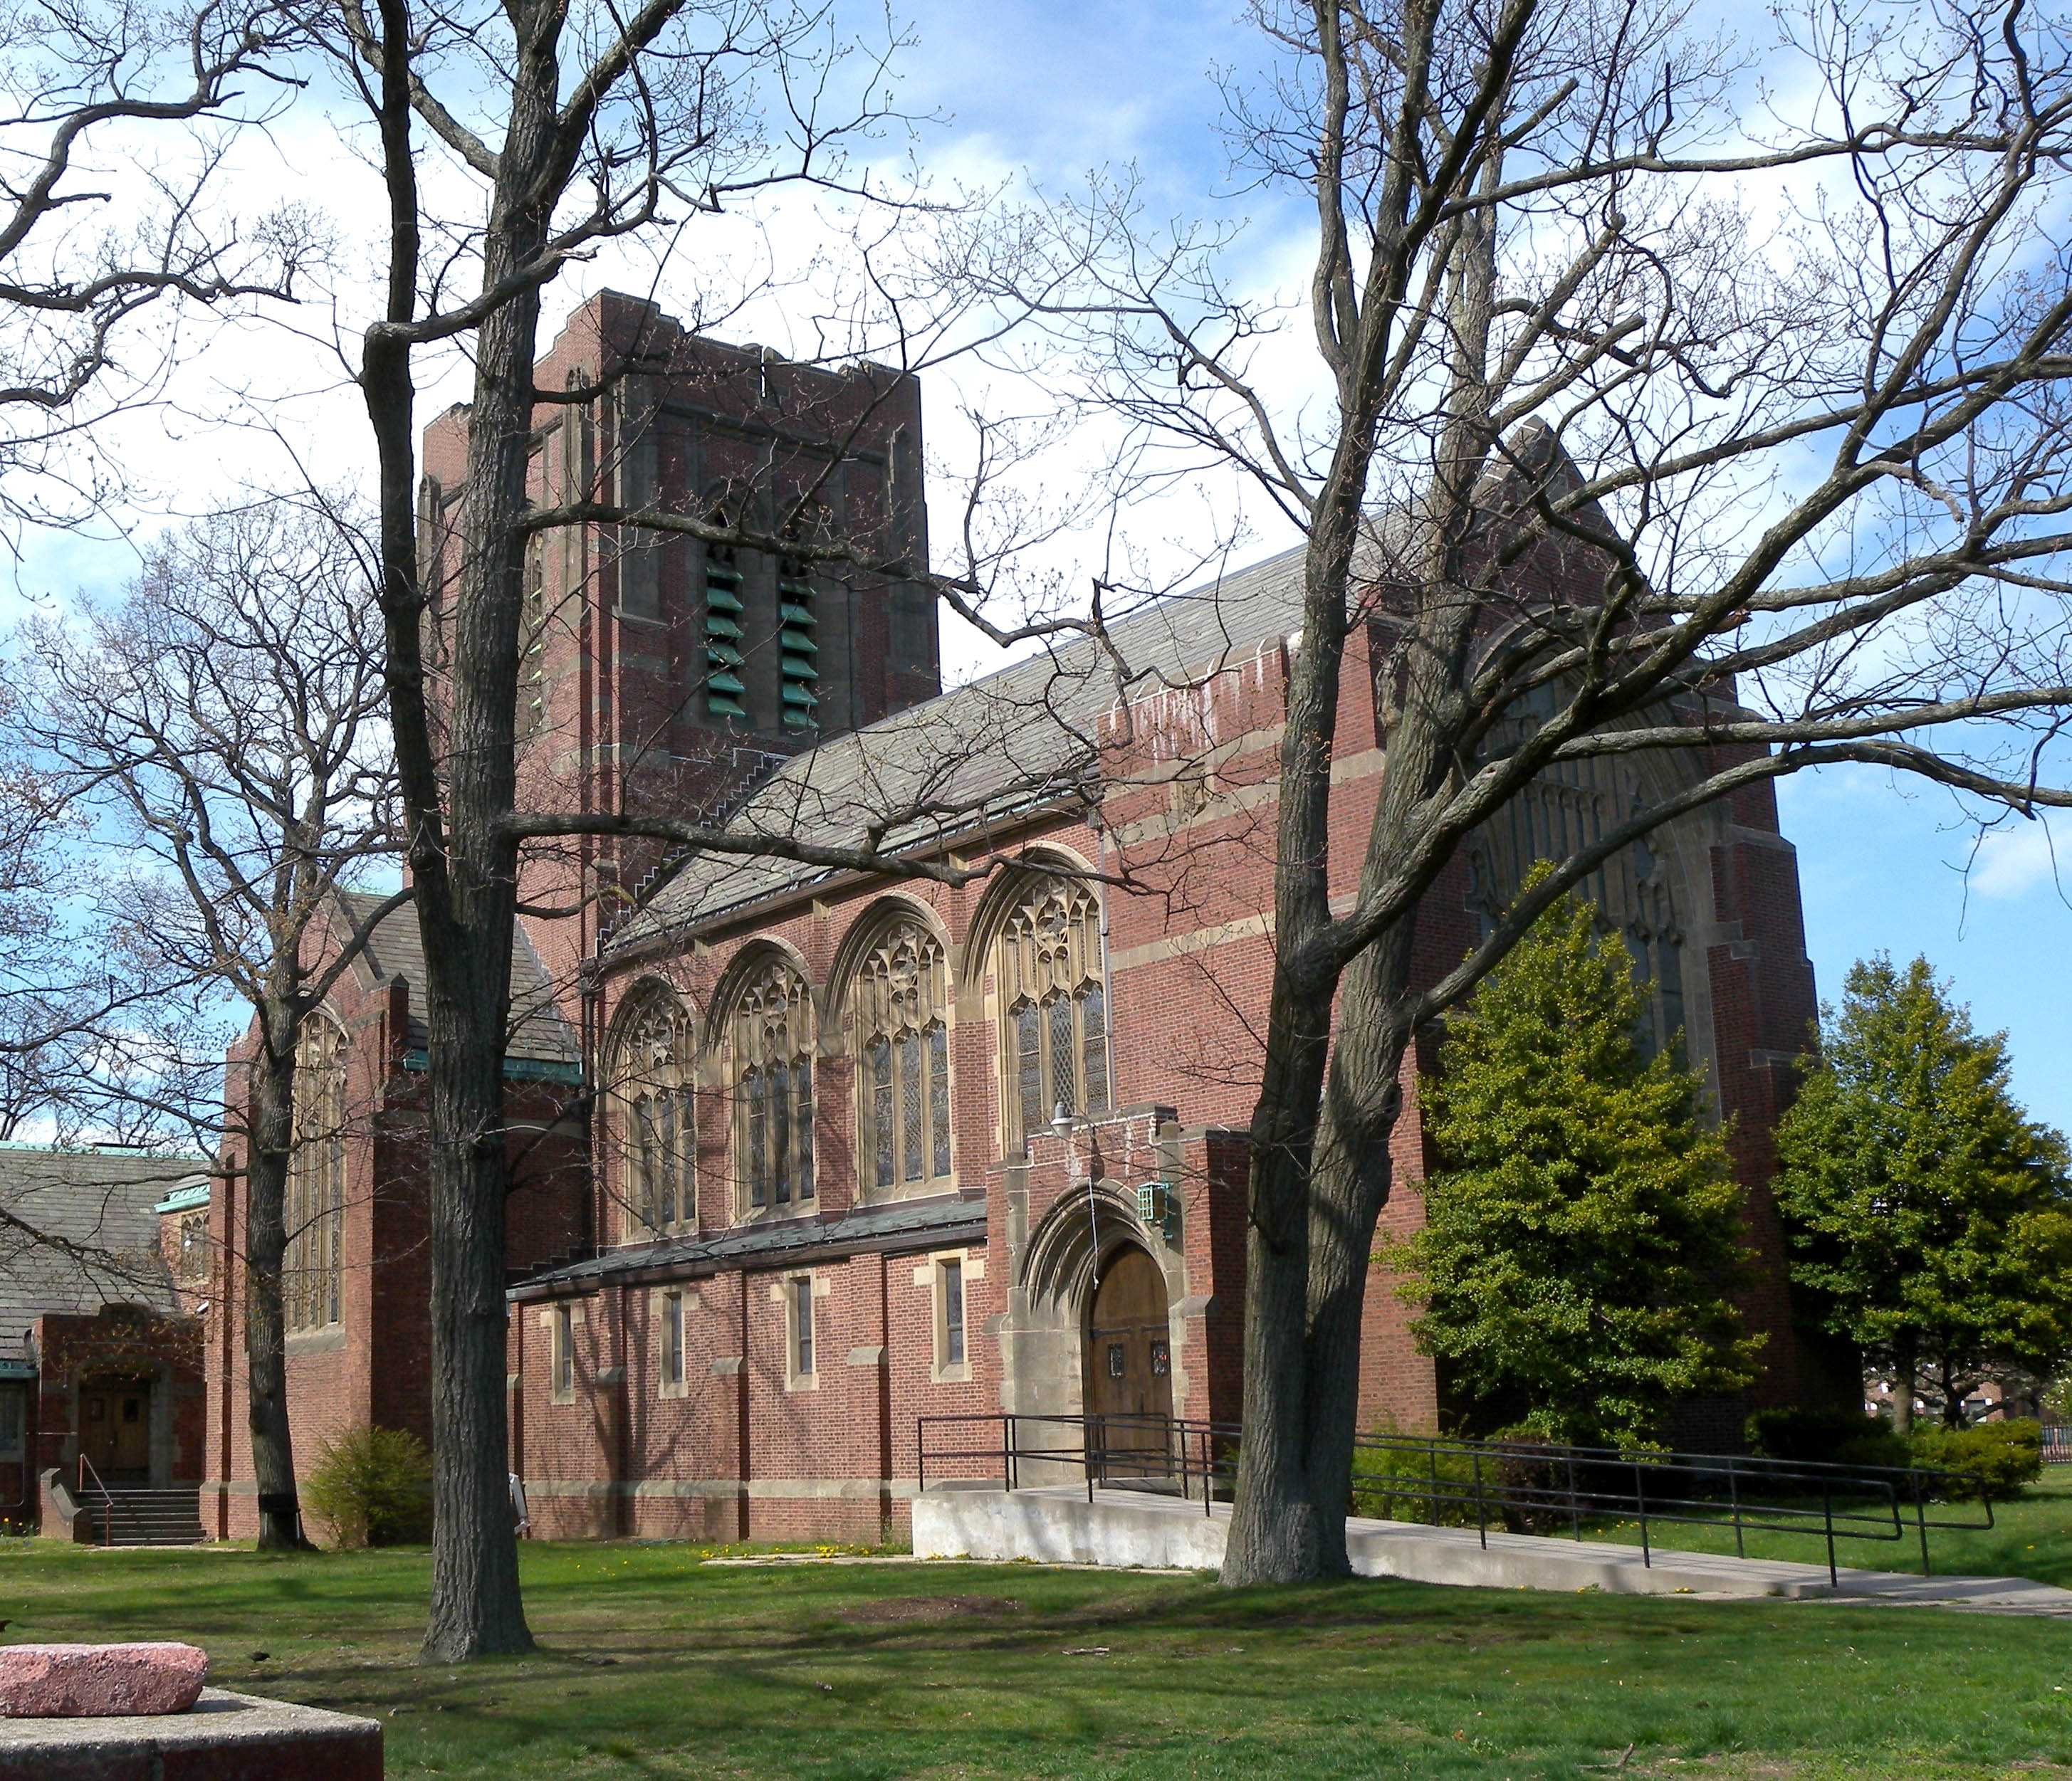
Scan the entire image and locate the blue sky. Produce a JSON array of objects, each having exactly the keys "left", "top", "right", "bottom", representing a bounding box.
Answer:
[
  {"left": 884, "top": 0, "right": 2072, "bottom": 1132},
  {"left": 18, "top": 0, "right": 2069, "bottom": 1134}
]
